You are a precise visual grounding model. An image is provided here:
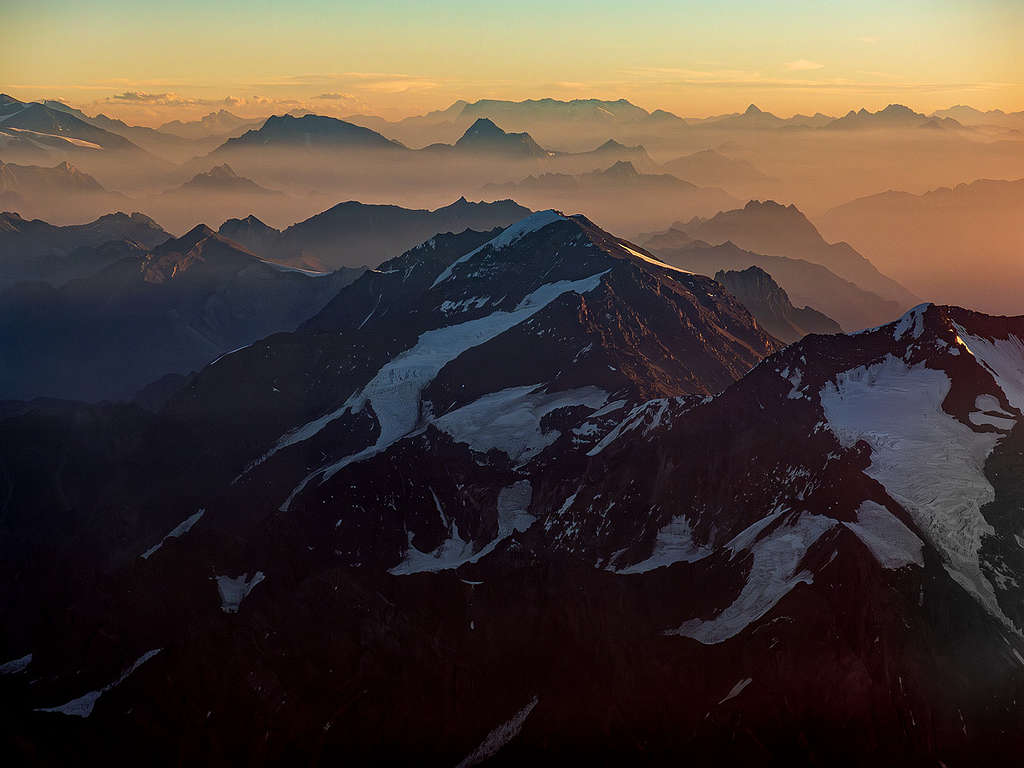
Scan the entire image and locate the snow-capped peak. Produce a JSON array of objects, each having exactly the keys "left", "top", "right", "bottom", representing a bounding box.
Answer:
[{"left": 430, "top": 210, "right": 566, "bottom": 288}]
